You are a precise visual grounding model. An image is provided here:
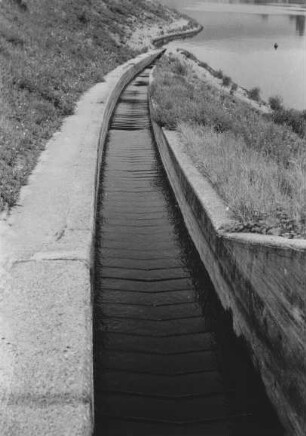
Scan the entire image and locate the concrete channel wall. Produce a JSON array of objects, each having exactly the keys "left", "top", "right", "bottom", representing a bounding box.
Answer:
[
  {"left": 0, "top": 49, "right": 163, "bottom": 436},
  {"left": 149, "top": 103, "right": 306, "bottom": 436}
]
